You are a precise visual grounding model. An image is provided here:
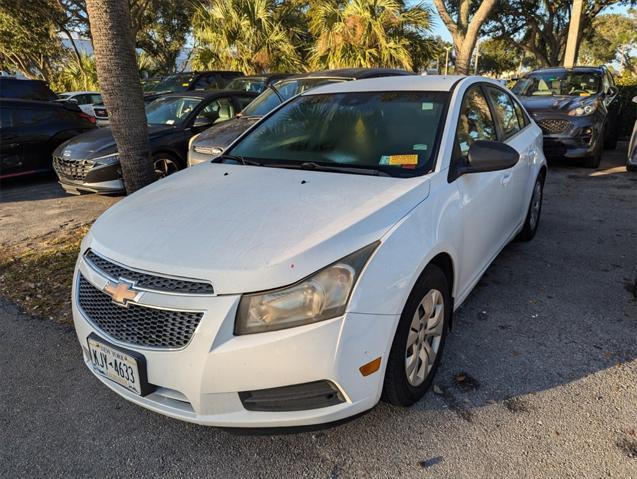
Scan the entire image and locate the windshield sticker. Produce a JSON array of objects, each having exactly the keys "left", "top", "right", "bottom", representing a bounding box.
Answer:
[
  {"left": 380, "top": 154, "right": 418, "bottom": 166},
  {"left": 579, "top": 92, "right": 591, "bottom": 96},
  {"left": 413, "top": 144, "right": 428, "bottom": 151},
  {"left": 421, "top": 102, "right": 434, "bottom": 111},
  {"left": 354, "top": 117, "right": 366, "bottom": 139},
  {"left": 165, "top": 119, "right": 175, "bottom": 125},
  {"left": 181, "top": 82, "right": 190, "bottom": 87}
]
